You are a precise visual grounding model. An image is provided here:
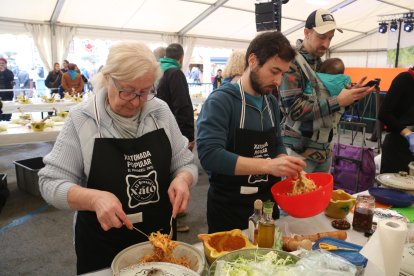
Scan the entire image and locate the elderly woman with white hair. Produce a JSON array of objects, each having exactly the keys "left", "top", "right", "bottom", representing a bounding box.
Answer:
[{"left": 38, "top": 42, "right": 197, "bottom": 274}]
